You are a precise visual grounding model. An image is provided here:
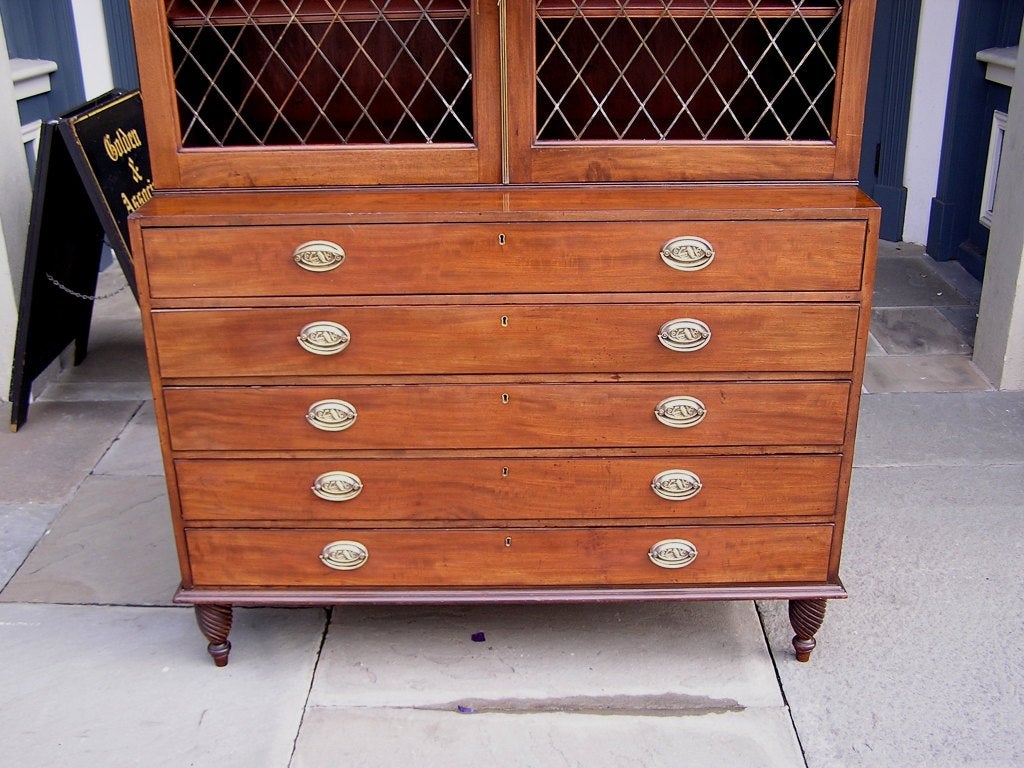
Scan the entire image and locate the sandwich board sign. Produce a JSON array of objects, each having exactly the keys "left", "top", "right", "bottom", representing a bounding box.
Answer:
[{"left": 9, "top": 89, "right": 150, "bottom": 431}]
